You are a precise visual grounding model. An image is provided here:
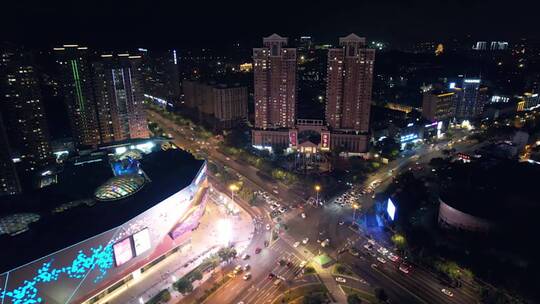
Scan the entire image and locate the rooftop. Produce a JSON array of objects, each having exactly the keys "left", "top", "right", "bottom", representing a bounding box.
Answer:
[
  {"left": 0, "top": 142, "right": 205, "bottom": 273},
  {"left": 439, "top": 160, "right": 540, "bottom": 221}
]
